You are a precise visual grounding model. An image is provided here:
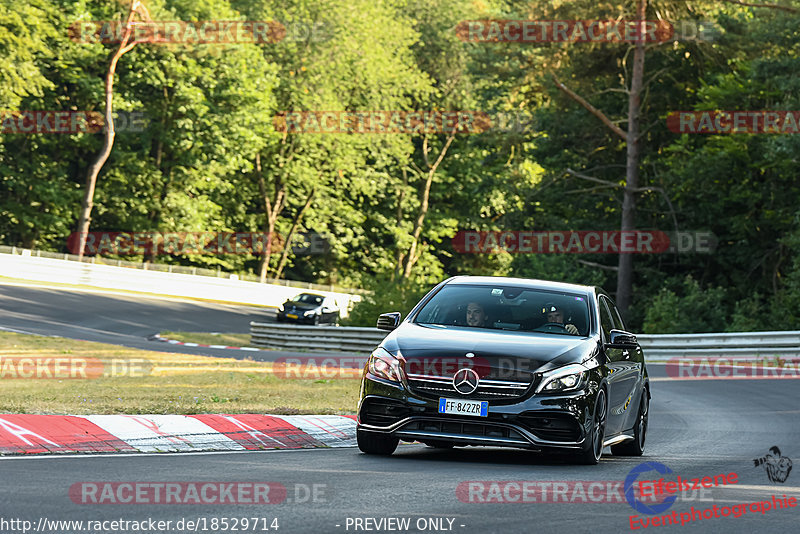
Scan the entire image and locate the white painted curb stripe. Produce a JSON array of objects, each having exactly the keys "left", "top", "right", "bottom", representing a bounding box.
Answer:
[
  {"left": 0, "top": 414, "right": 358, "bottom": 455},
  {"left": 275, "top": 415, "right": 357, "bottom": 448},
  {"left": 84, "top": 415, "right": 245, "bottom": 452}
]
